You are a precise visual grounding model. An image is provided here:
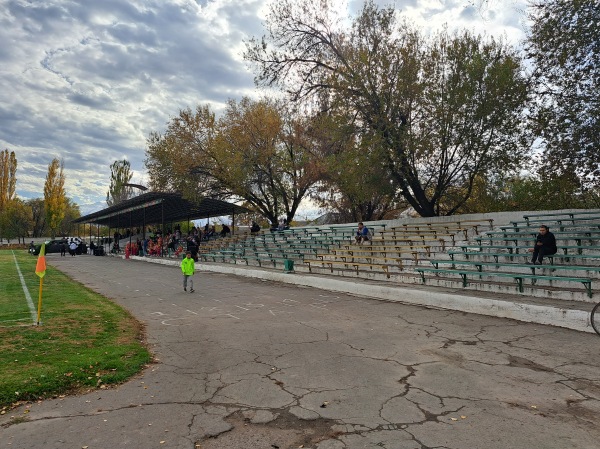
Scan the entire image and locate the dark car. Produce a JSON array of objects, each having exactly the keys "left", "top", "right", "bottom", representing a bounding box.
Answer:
[{"left": 32, "top": 239, "right": 87, "bottom": 255}]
